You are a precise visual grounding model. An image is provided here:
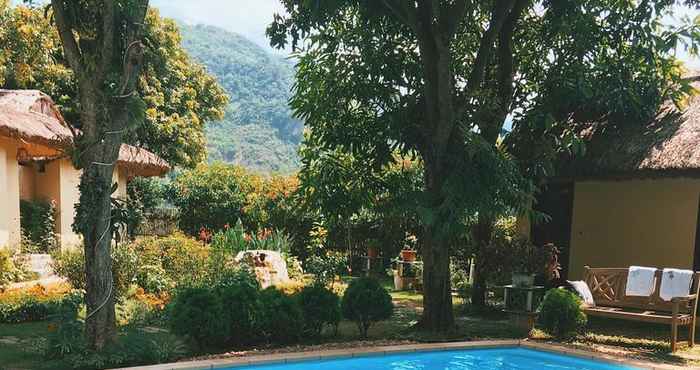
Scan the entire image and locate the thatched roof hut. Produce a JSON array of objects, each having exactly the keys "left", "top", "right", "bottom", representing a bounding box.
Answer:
[
  {"left": 560, "top": 81, "right": 700, "bottom": 180},
  {"left": 0, "top": 89, "right": 169, "bottom": 176}
]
